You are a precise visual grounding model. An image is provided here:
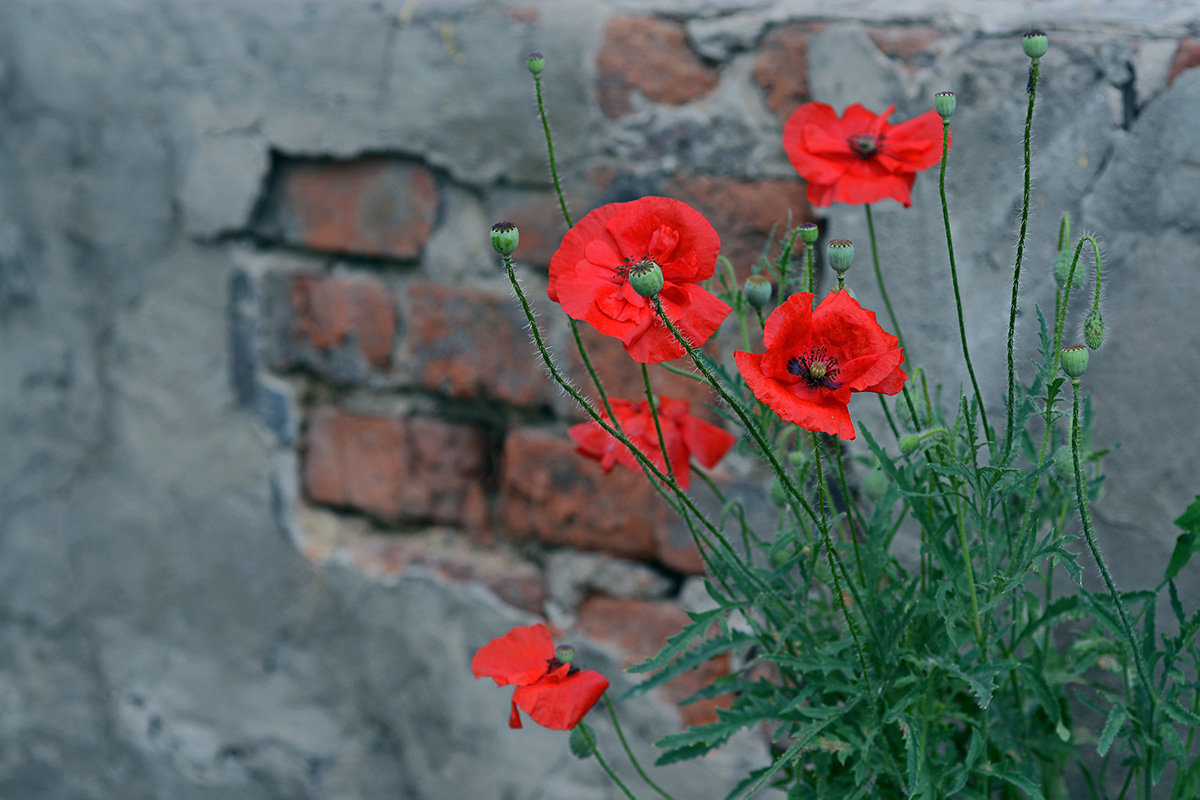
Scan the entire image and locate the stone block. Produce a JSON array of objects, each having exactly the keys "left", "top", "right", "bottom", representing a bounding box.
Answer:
[
  {"left": 1168, "top": 37, "right": 1200, "bottom": 85},
  {"left": 752, "top": 23, "right": 824, "bottom": 122}
]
